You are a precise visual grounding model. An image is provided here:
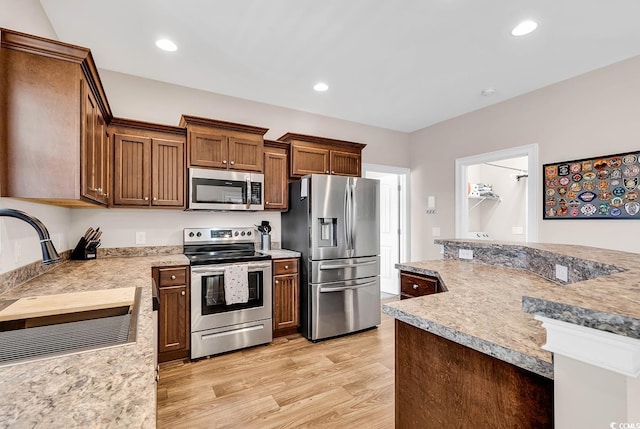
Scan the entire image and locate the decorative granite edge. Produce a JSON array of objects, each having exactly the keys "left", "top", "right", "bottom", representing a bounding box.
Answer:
[
  {"left": 523, "top": 296, "right": 640, "bottom": 340},
  {"left": 97, "top": 245, "right": 183, "bottom": 258},
  {"left": 0, "top": 250, "right": 71, "bottom": 296},
  {"left": 437, "top": 239, "right": 625, "bottom": 285},
  {"left": 382, "top": 304, "right": 554, "bottom": 379}
]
